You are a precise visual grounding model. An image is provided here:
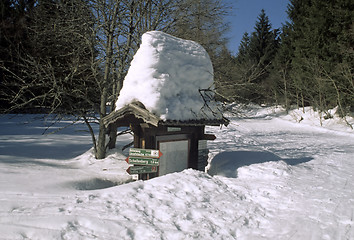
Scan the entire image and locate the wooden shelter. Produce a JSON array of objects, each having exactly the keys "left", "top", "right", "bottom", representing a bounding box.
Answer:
[{"left": 102, "top": 101, "right": 229, "bottom": 179}]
